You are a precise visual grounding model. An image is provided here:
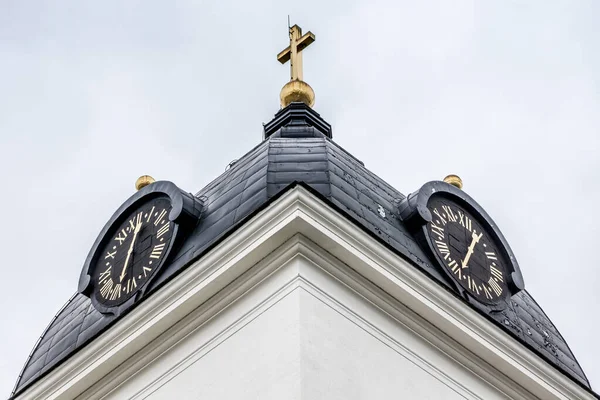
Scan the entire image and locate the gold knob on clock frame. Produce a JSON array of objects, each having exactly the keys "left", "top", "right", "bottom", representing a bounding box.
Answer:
[
  {"left": 135, "top": 175, "right": 155, "bottom": 191},
  {"left": 443, "top": 174, "right": 463, "bottom": 189}
]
